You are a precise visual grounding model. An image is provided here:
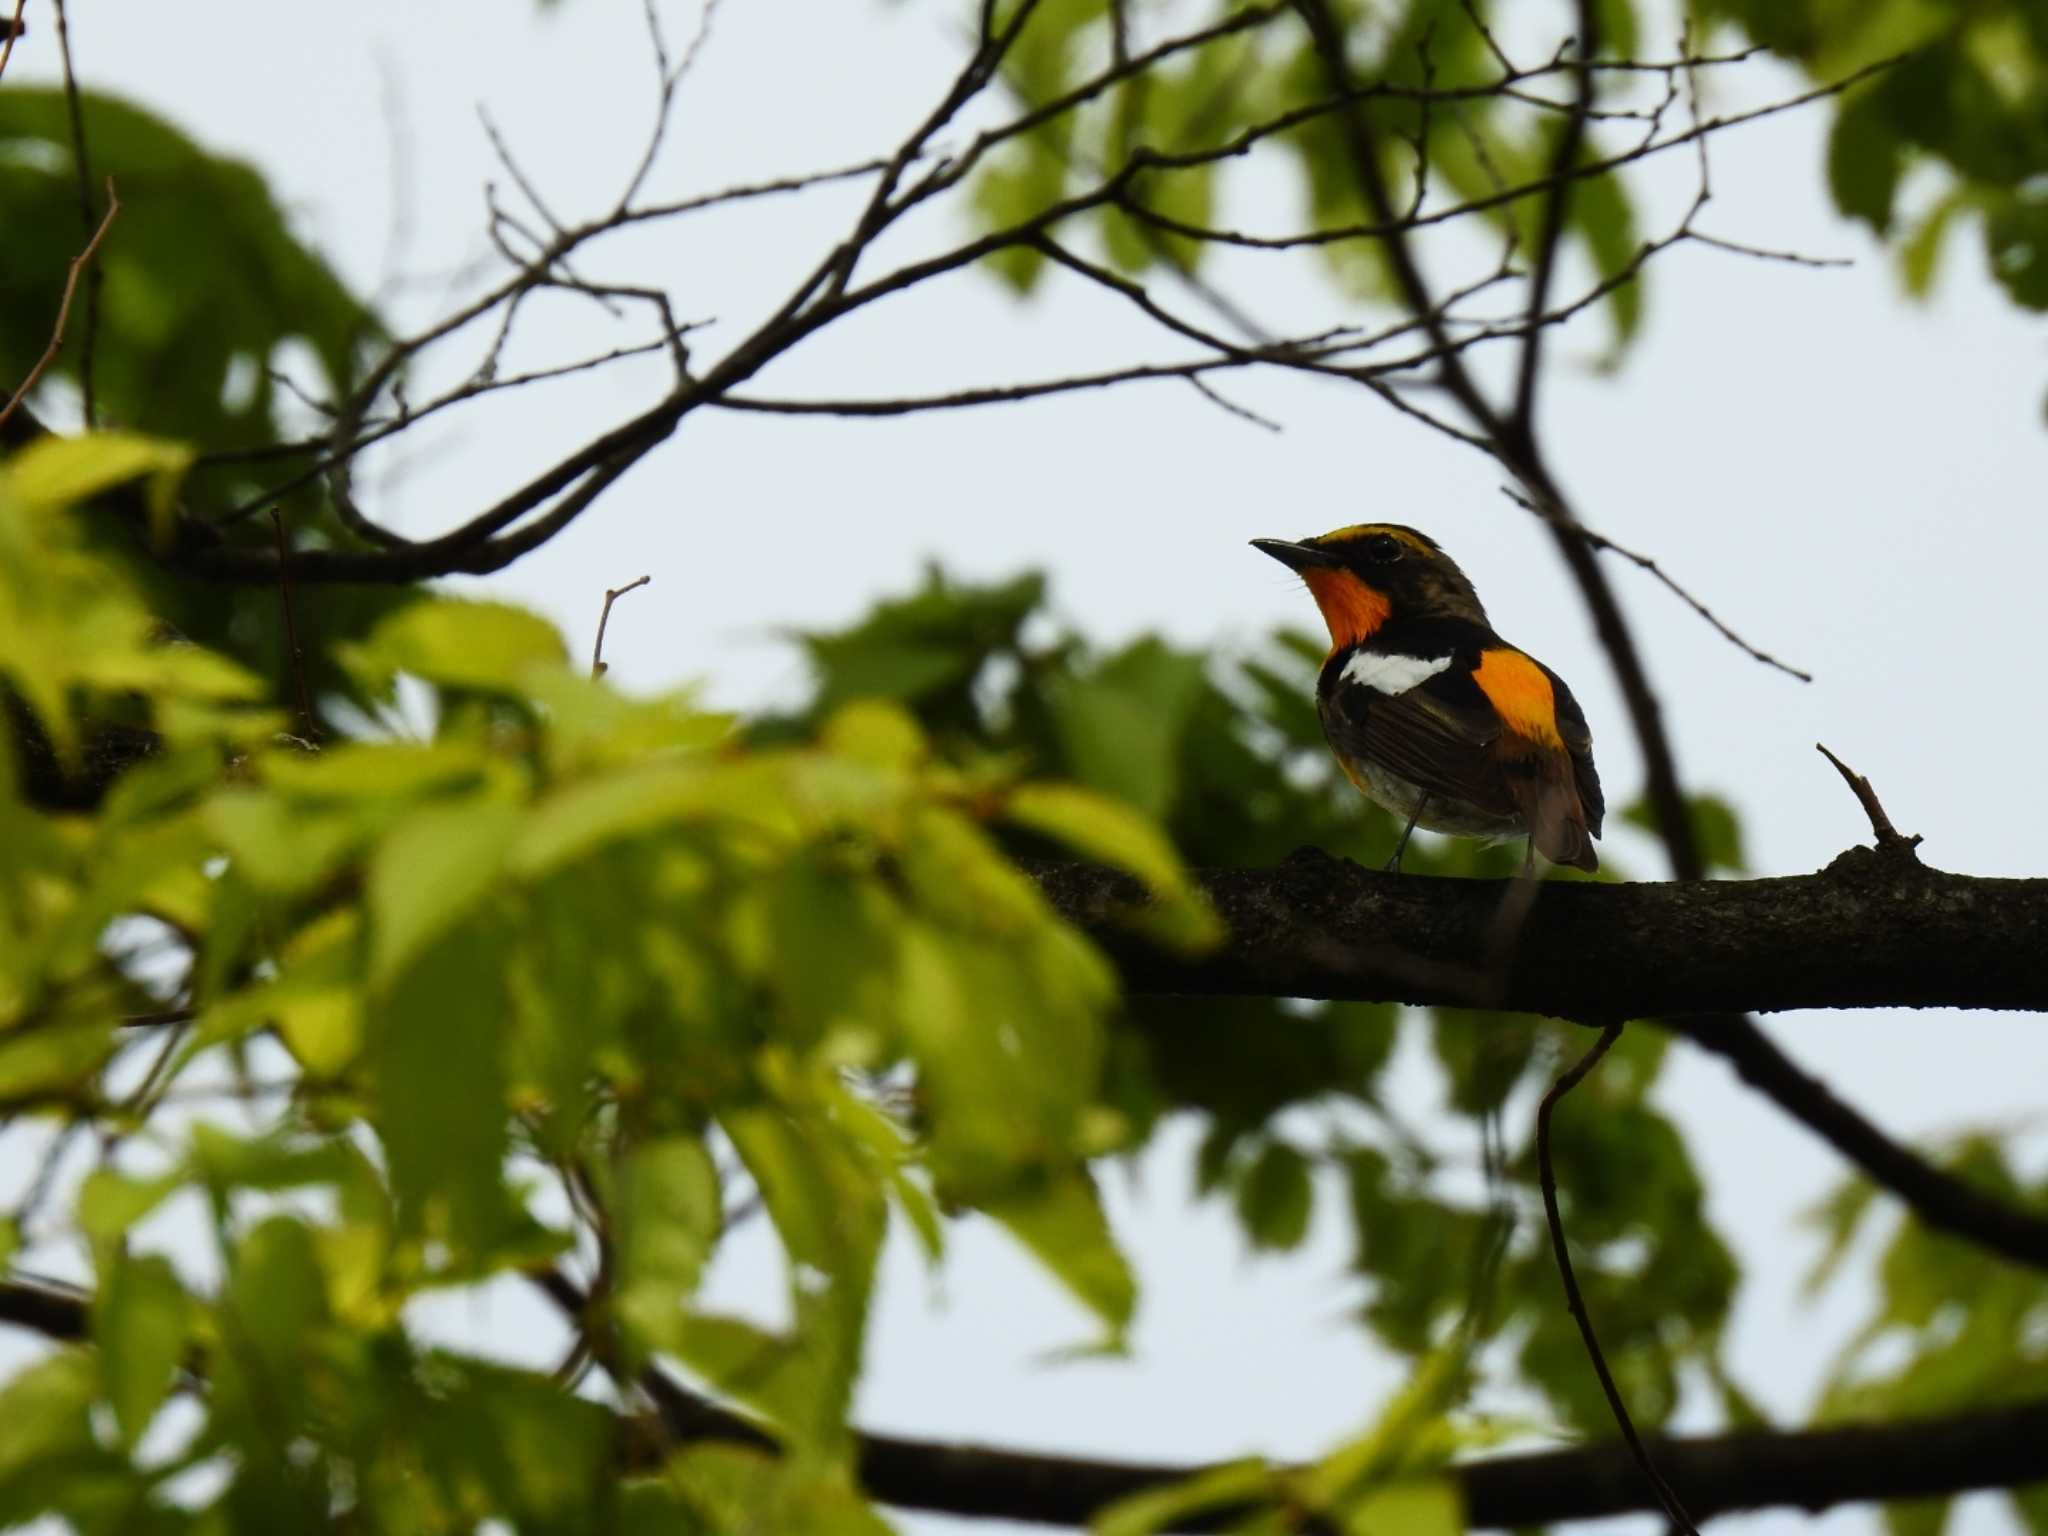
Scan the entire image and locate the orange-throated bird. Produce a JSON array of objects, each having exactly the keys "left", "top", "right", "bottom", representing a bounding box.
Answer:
[{"left": 1254, "top": 523, "right": 1604, "bottom": 872}]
